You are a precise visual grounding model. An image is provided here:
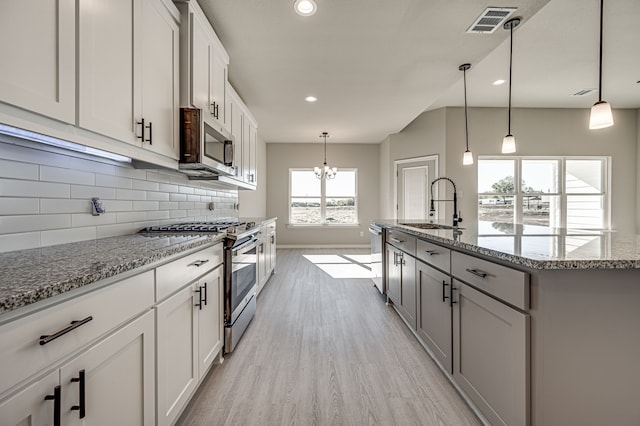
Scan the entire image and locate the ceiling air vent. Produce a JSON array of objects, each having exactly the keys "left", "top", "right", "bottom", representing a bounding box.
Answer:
[
  {"left": 466, "top": 7, "right": 517, "bottom": 34},
  {"left": 572, "top": 88, "right": 596, "bottom": 96}
]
